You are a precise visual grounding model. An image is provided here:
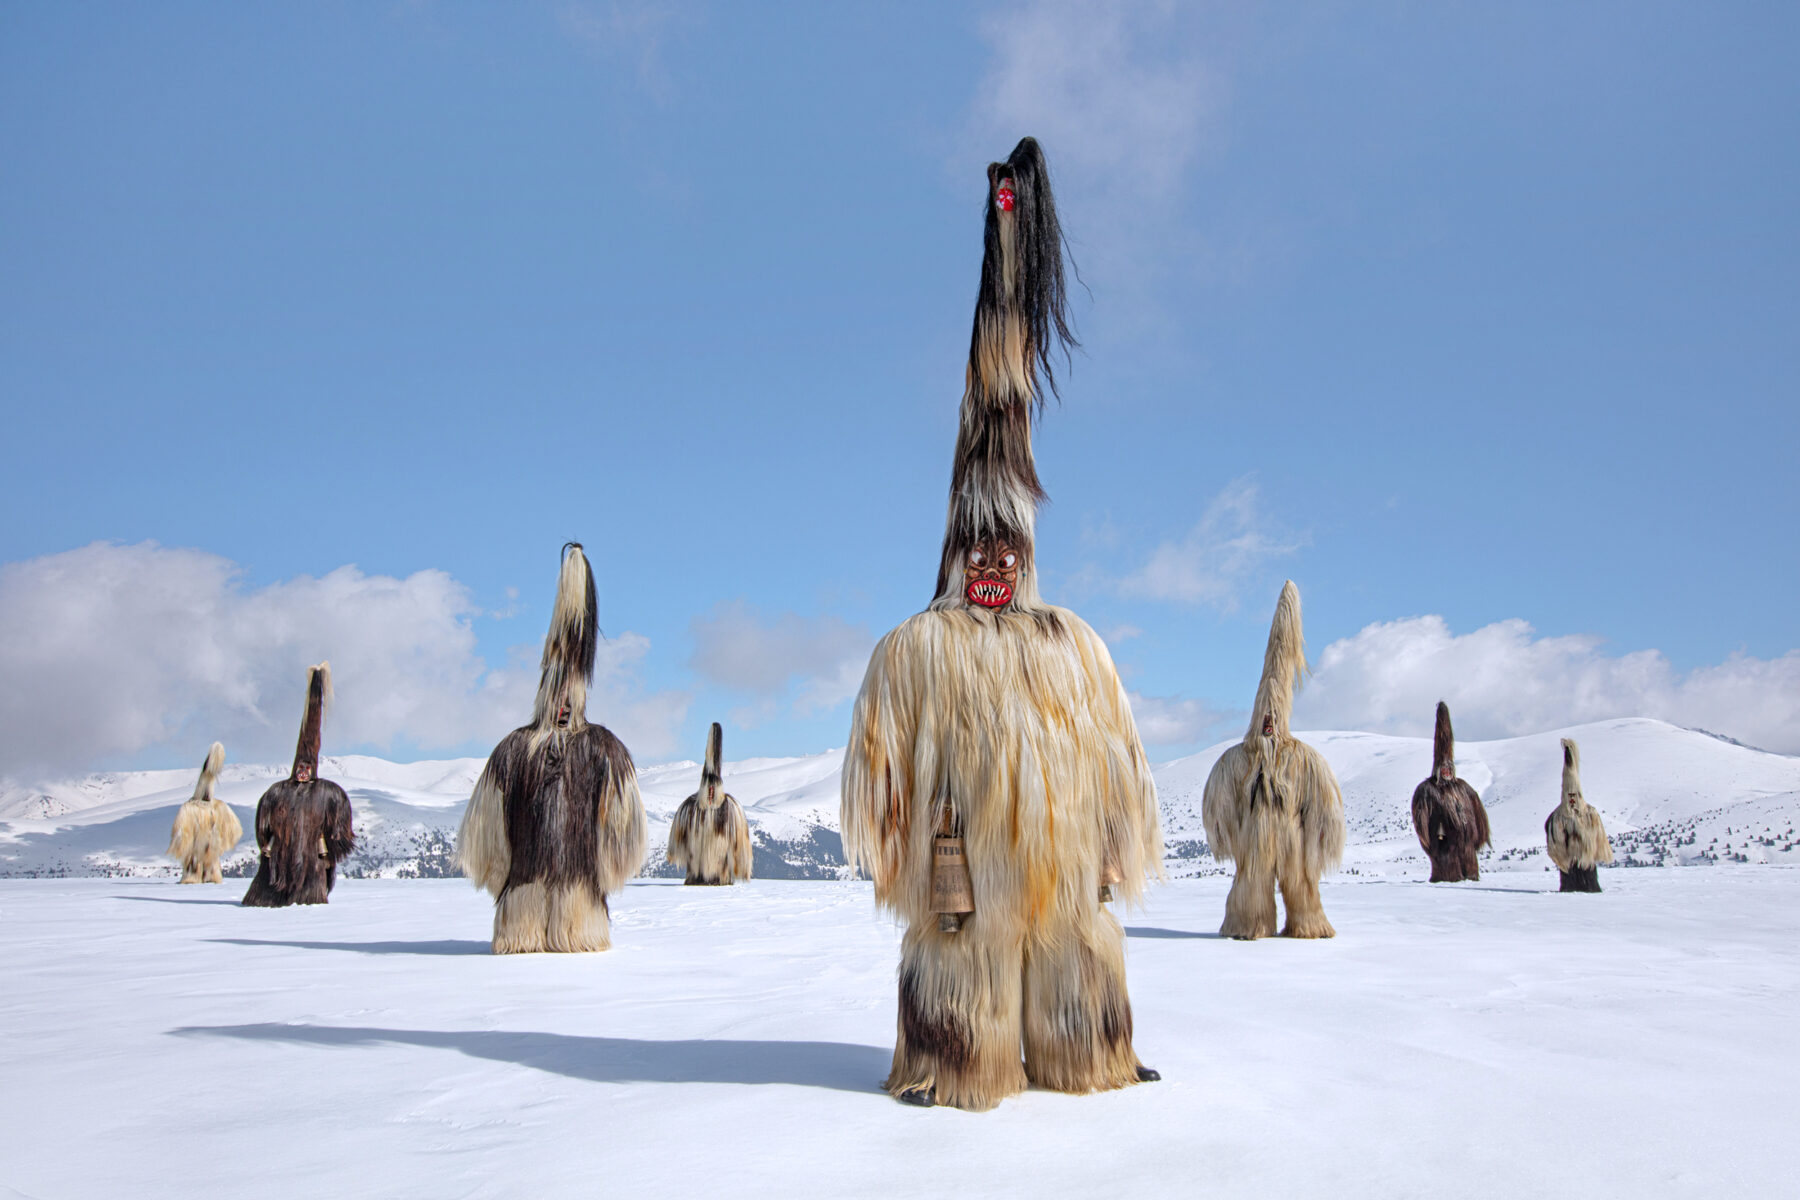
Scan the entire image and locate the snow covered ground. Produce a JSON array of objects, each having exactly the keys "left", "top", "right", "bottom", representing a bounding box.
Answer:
[
  {"left": 1, "top": 871, "right": 1795, "bottom": 1198},
  {"left": 4, "top": 718, "right": 1798, "bottom": 881}
]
